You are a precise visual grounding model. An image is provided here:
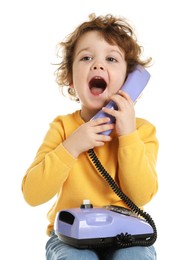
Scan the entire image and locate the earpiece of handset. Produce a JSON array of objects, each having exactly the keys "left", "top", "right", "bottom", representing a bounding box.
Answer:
[{"left": 91, "top": 65, "right": 151, "bottom": 136}]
